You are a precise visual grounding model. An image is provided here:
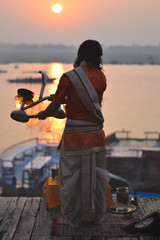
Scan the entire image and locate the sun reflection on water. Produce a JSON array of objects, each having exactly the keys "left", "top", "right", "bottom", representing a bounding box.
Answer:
[
  {"left": 48, "top": 63, "right": 64, "bottom": 95},
  {"left": 50, "top": 62, "right": 64, "bottom": 79}
]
